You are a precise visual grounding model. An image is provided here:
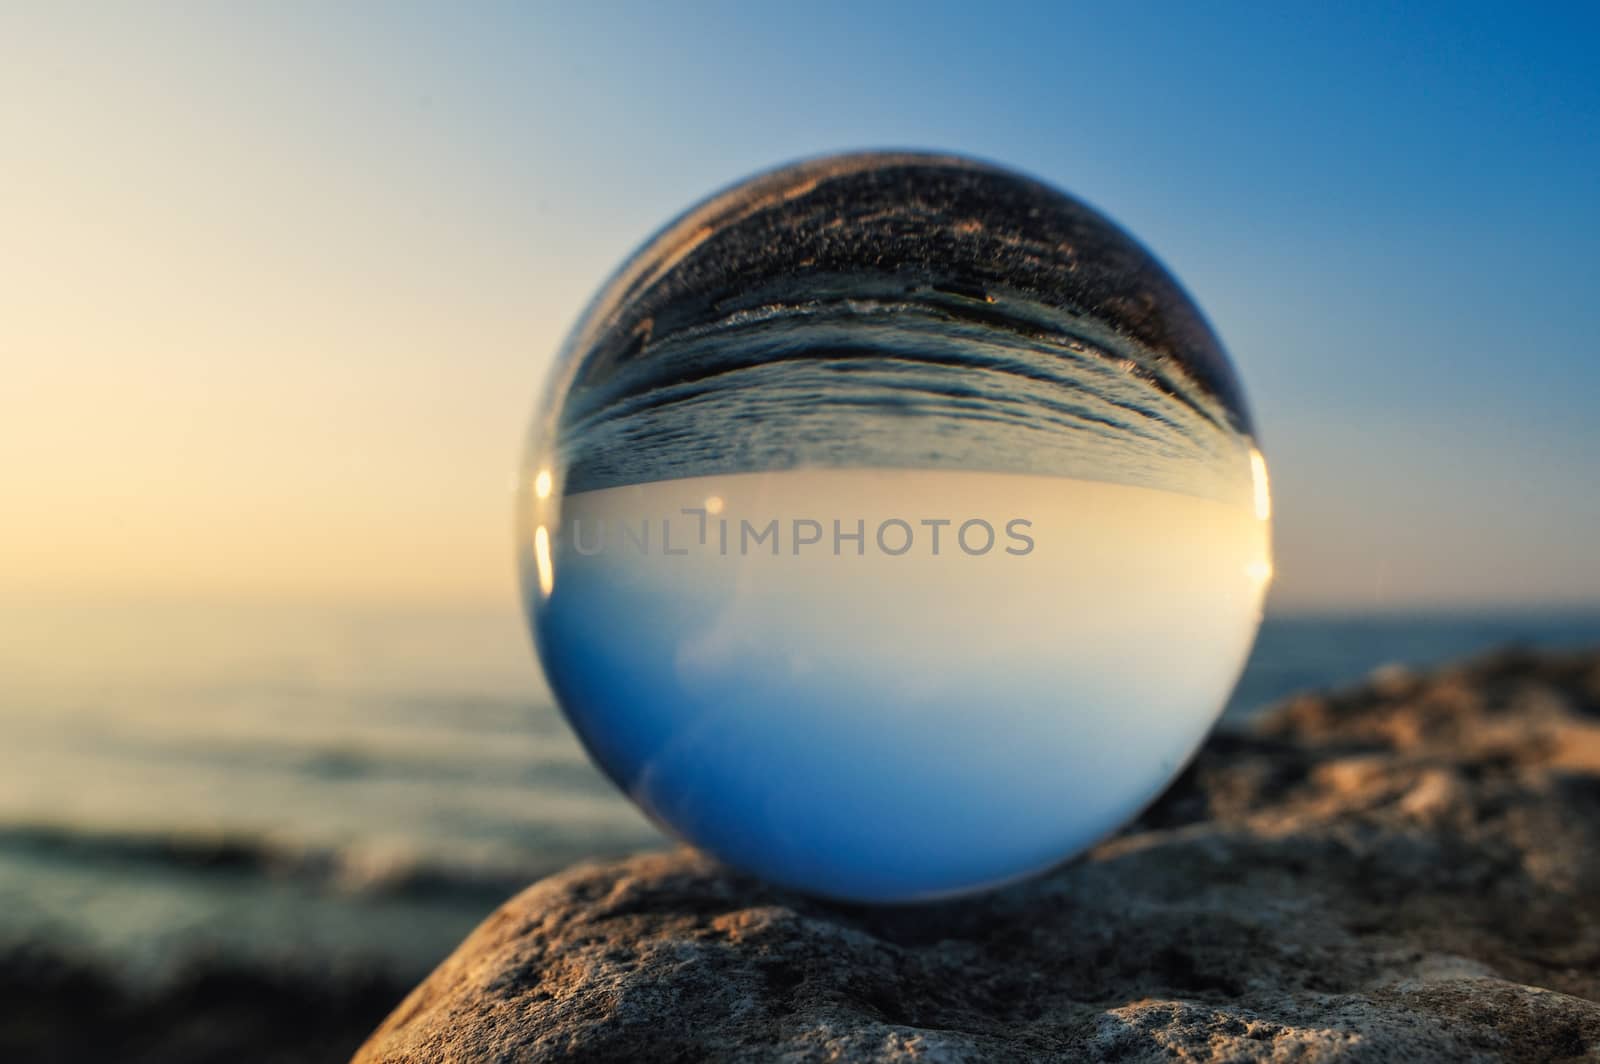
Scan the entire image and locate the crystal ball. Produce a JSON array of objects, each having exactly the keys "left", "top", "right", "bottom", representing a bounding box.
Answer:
[{"left": 518, "top": 152, "right": 1271, "bottom": 902}]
